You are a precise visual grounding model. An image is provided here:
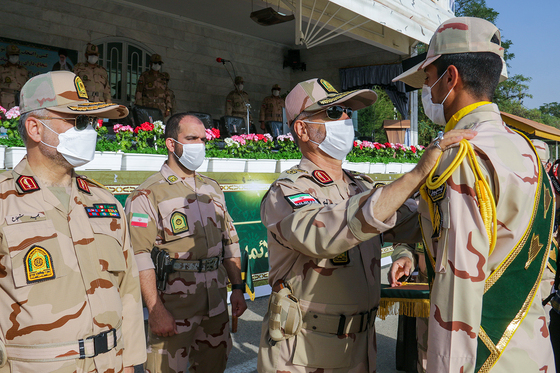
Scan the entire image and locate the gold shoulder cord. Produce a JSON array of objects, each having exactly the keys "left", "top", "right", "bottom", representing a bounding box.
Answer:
[{"left": 420, "top": 139, "right": 497, "bottom": 255}]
